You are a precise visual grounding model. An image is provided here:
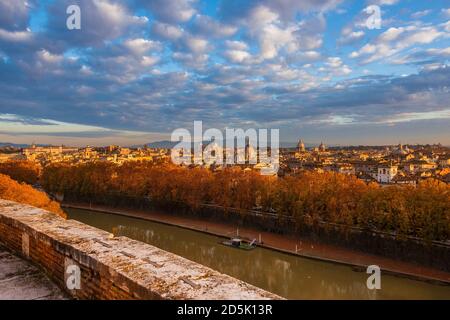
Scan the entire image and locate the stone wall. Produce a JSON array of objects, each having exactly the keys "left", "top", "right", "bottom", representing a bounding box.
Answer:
[{"left": 0, "top": 199, "right": 281, "bottom": 300}]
